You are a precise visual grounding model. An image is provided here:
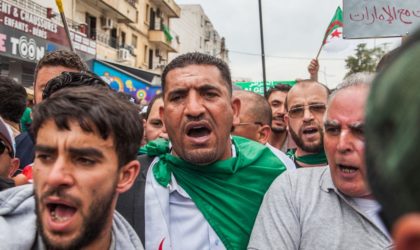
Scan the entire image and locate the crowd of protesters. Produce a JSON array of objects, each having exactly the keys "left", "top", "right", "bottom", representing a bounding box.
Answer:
[{"left": 0, "top": 27, "right": 419, "bottom": 250}]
